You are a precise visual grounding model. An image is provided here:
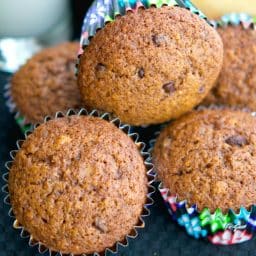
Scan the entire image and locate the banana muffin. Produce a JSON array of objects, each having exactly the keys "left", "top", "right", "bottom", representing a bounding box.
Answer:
[
  {"left": 153, "top": 108, "right": 256, "bottom": 212},
  {"left": 9, "top": 115, "right": 148, "bottom": 254},
  {"left": 11, "top": 42, "right": 82, "bottom": 123},
  {"left": 78, "top": 6, "right": 223, "bottom": 126},
  {"left": 204, "top": 24, "right": 256, "bottom": 109}
]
